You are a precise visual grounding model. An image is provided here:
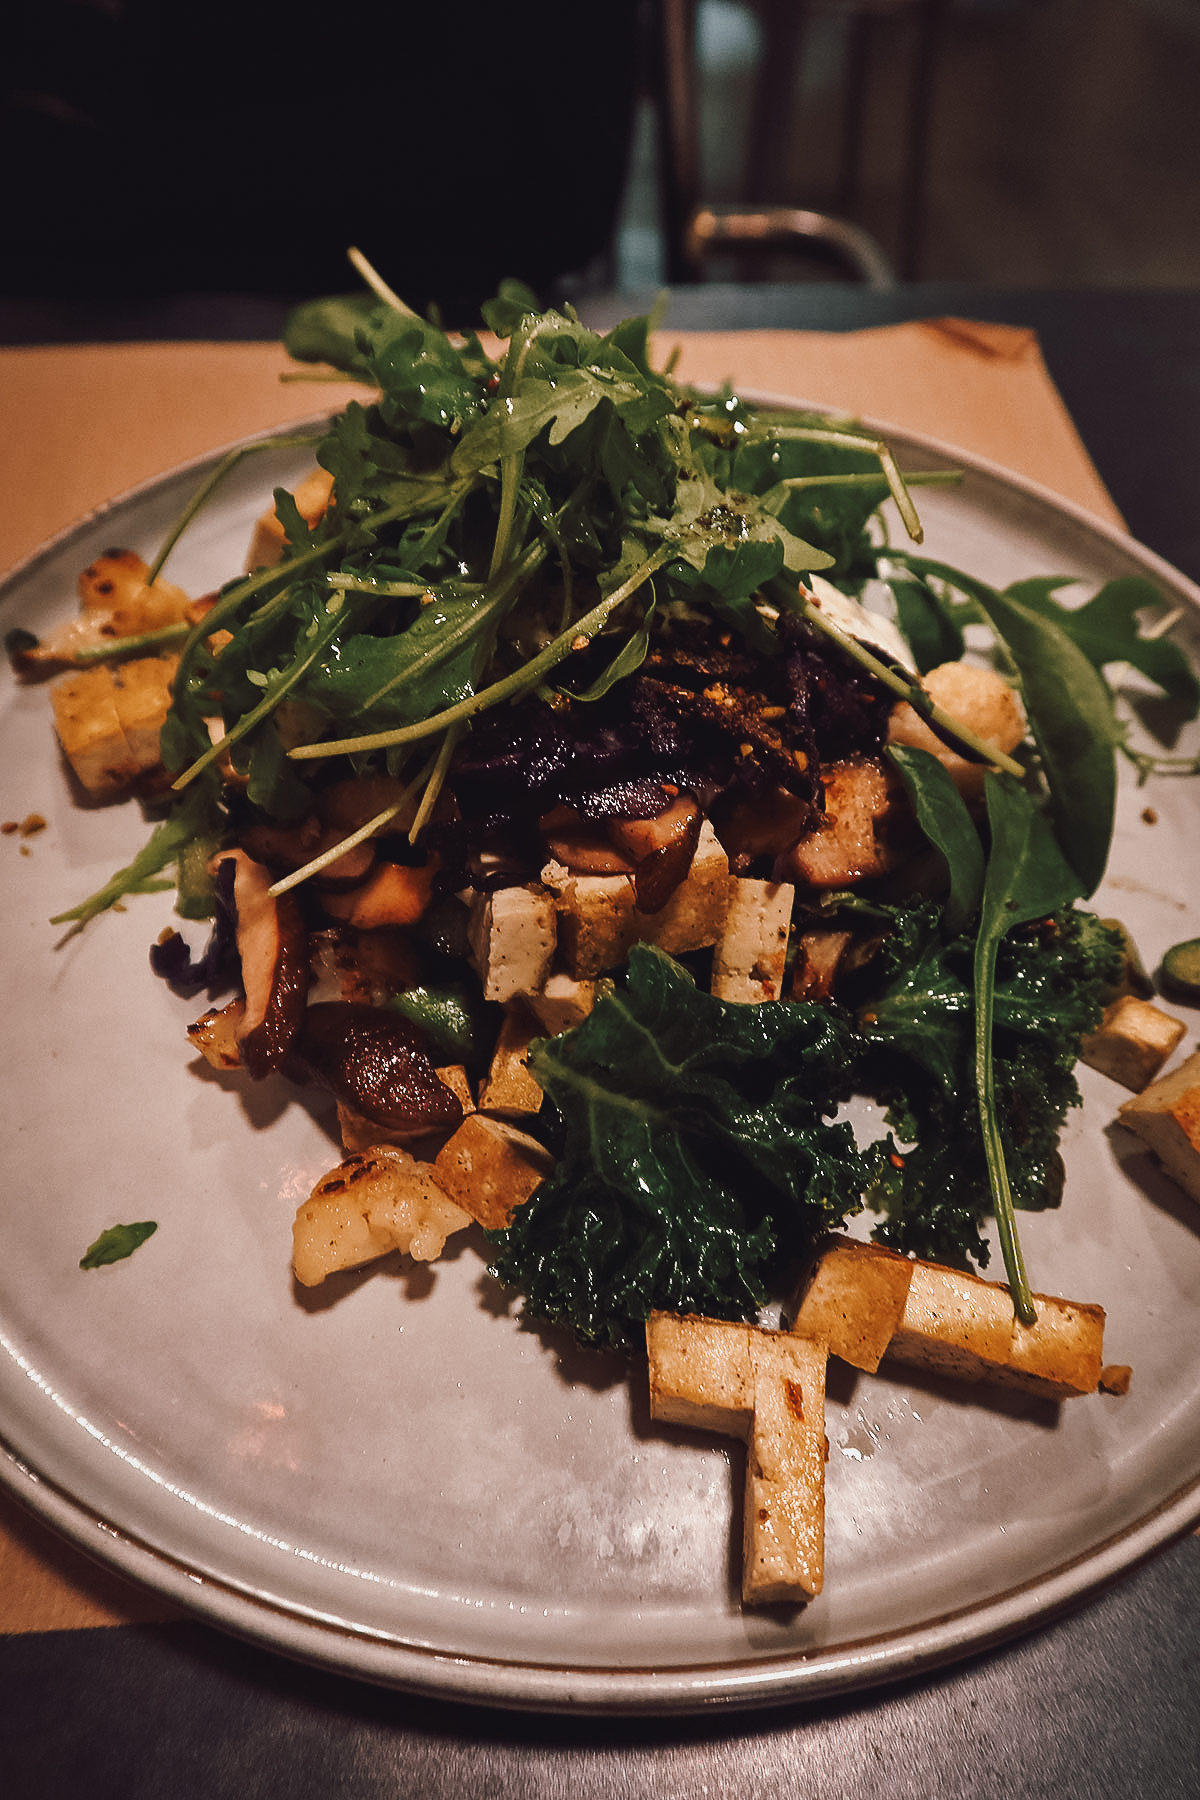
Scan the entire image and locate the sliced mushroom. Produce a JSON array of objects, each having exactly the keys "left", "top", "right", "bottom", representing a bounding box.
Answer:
[
  {"left": 222, "top": 850, "right": 310, "bottom": 1079},
  {"left": 606, "top": 793, "right": 702, "bottom": 914},
  {"left": 294, "top": 1001, "right": 464, "bottom": 1134}
]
